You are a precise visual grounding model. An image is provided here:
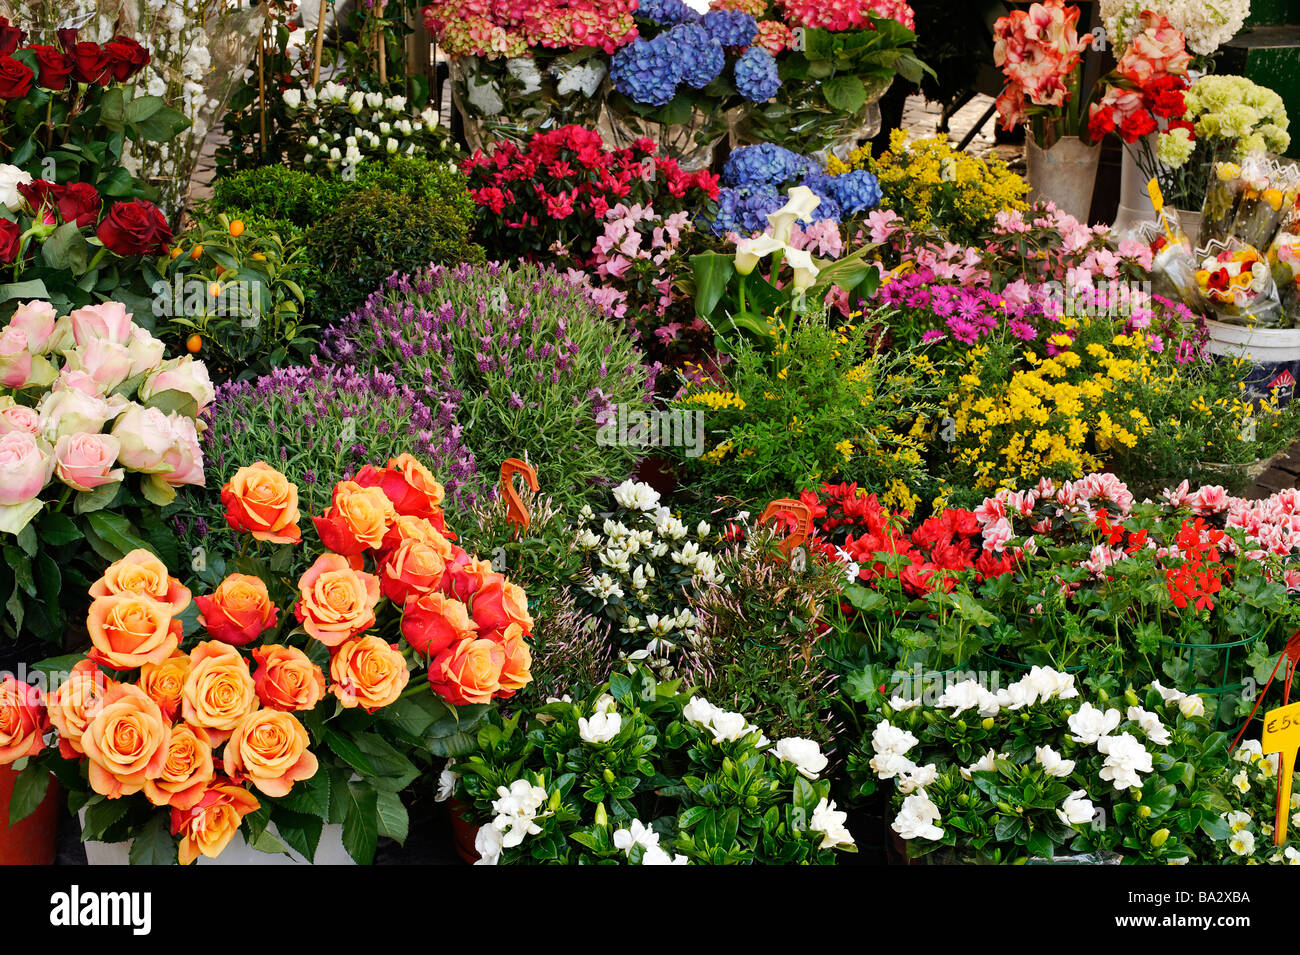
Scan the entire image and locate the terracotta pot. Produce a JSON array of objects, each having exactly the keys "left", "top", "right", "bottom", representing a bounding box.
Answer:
[
  {"left": 447, "top": 798, "right": 480, "bottom": 864},
  {"left": 0, "top": 767, "right": 59, "bottom": 865},
  {"left": 1025, "top": 136, "right": 1101, "bottom": 224}
]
